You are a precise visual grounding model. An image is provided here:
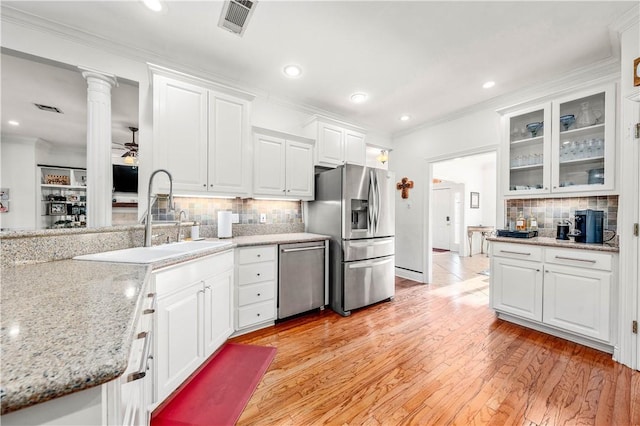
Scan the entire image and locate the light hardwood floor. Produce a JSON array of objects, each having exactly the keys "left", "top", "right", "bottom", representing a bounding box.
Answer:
[{"left": 232, "top": 251, "right": 640, "bottom": 425}]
